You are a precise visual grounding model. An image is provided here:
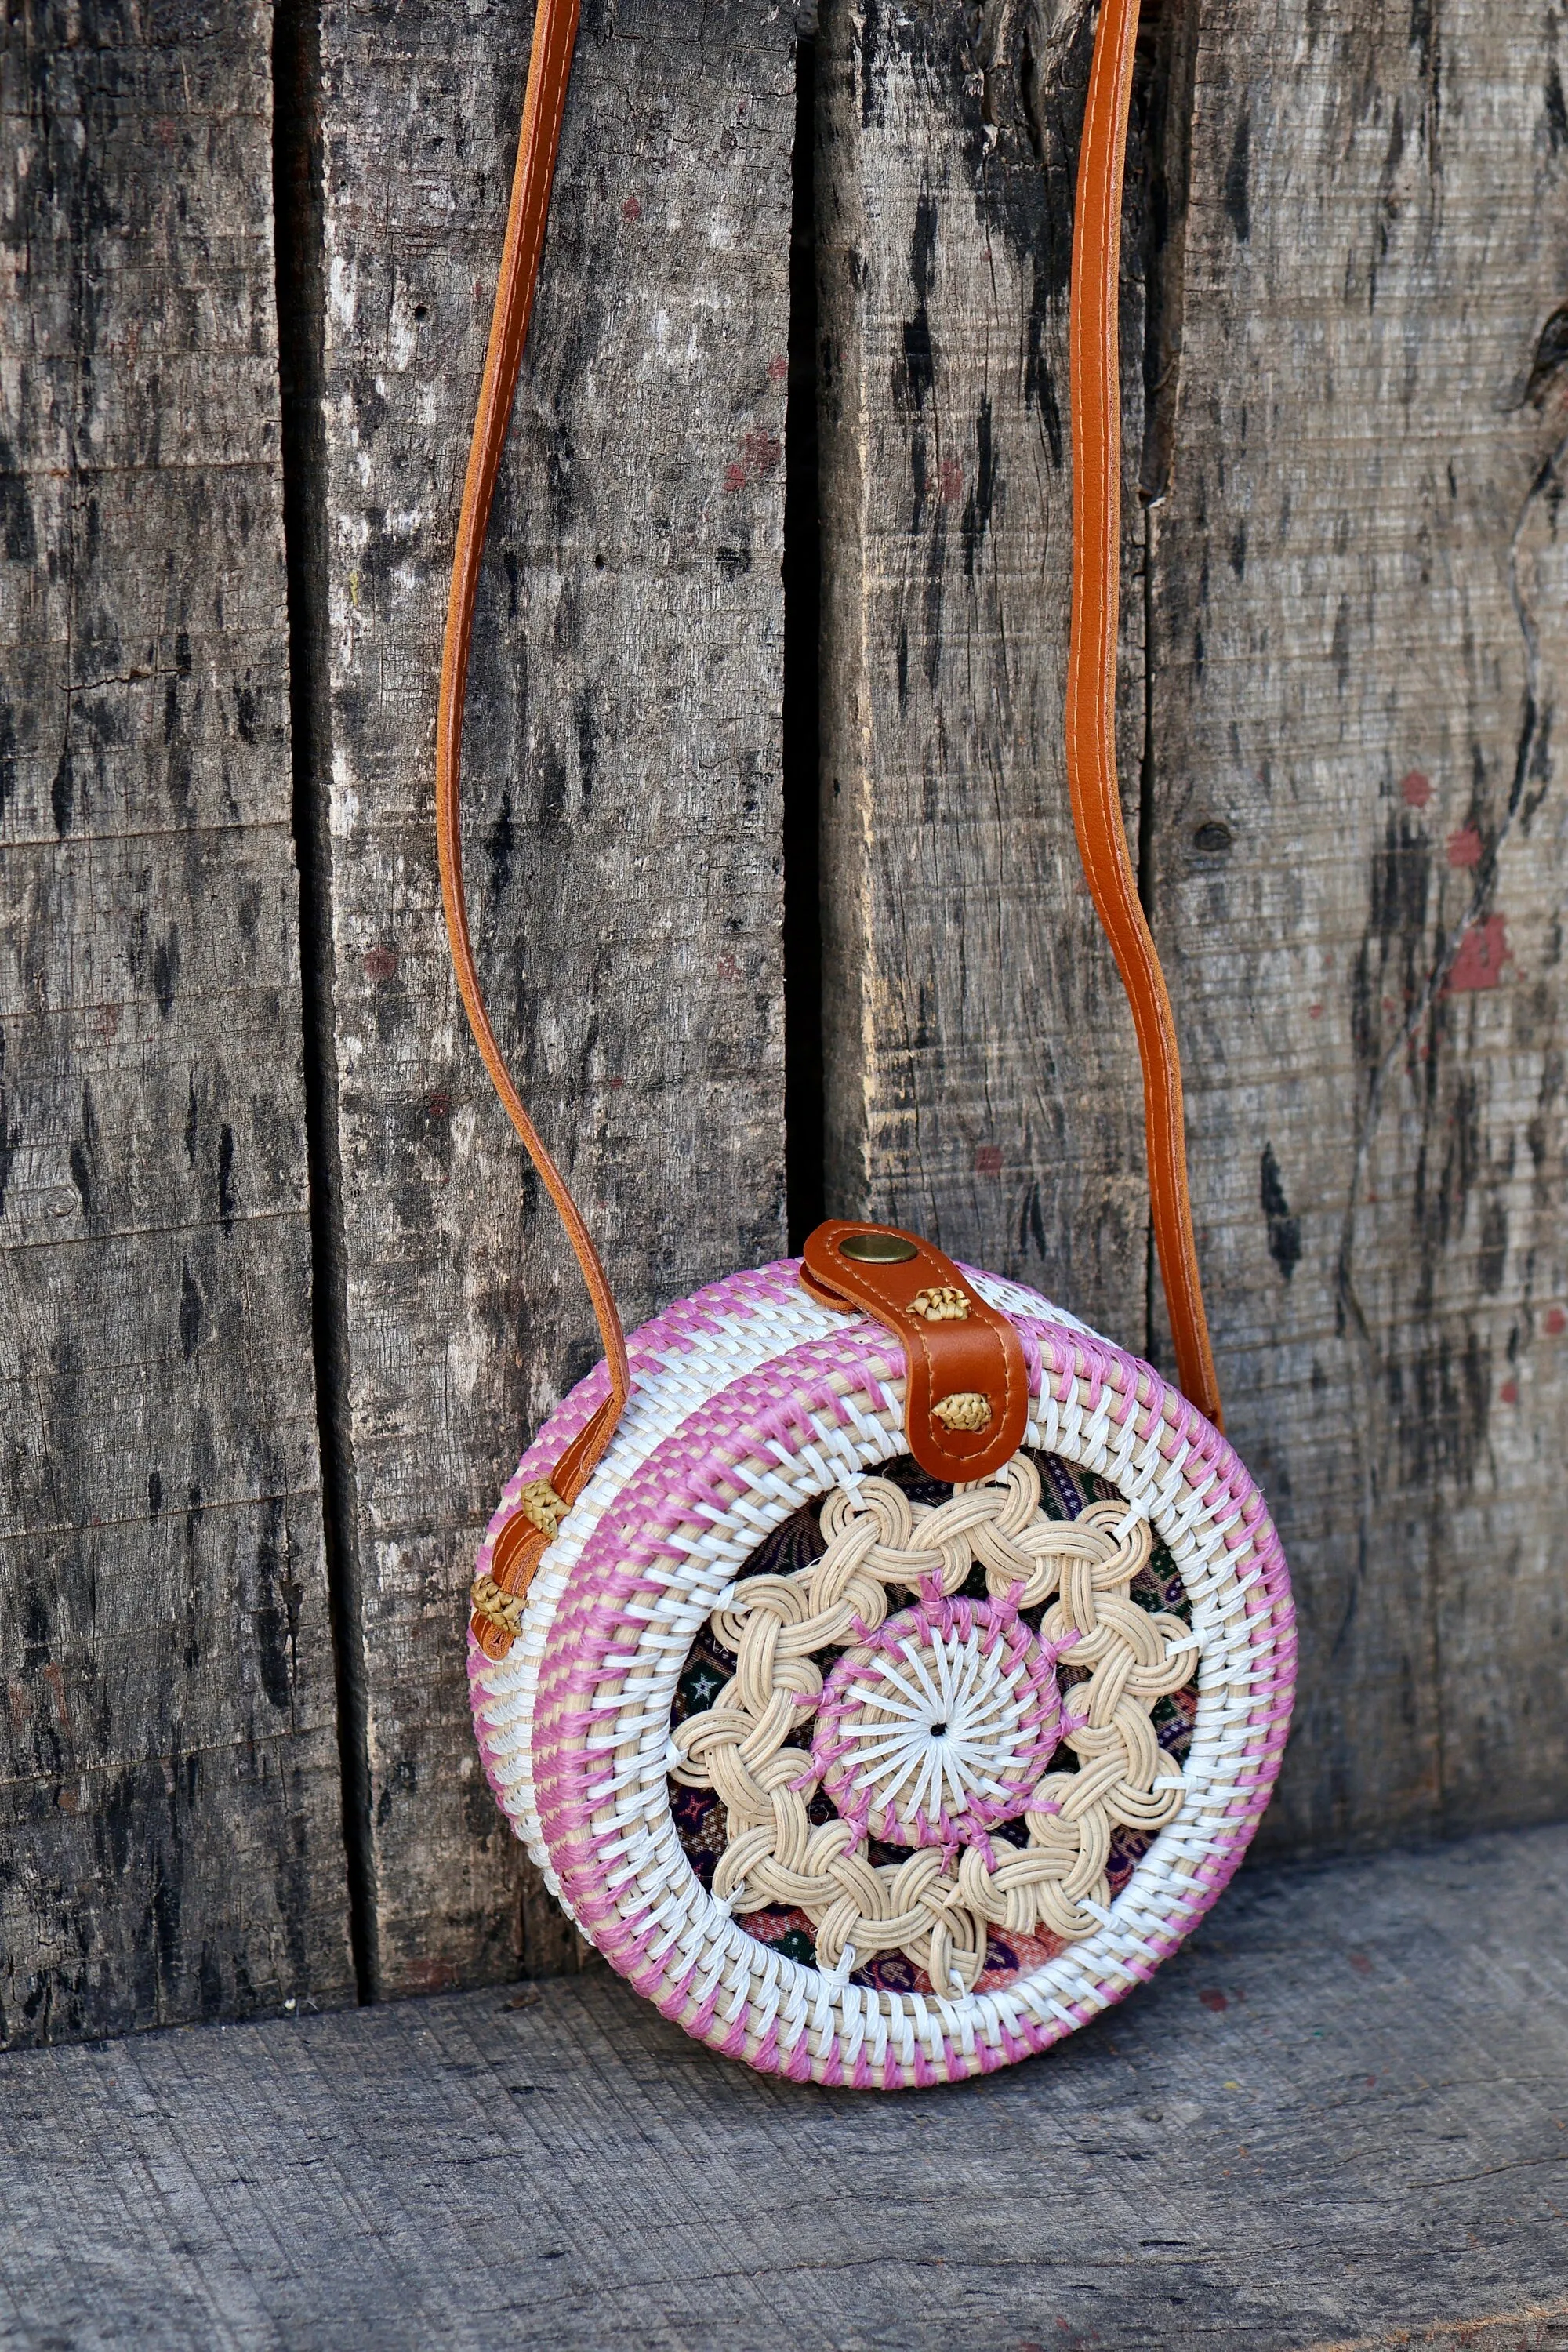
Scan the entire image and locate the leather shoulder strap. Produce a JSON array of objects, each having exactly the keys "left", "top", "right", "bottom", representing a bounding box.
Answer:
[
  {"left": 434, "top": 0, "right": 630, "bottom": 1657},
  {"left": 442, "top": 0, "right": 1221, "bottom": 1657},
  {"left": 1066, "top": 0, "right": 1221, "bottom": 1426}
]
